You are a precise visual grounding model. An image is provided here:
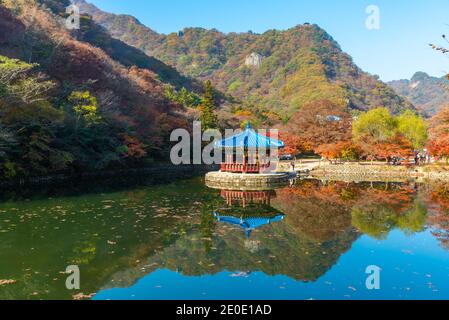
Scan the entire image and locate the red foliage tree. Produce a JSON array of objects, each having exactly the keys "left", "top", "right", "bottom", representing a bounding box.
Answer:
[
  {"left": 286, "top": 100, "right": 352, "bottom": 151},
  {"left": 278, "top": 132, "right": 311, "bottom": 156},
  {"left": 315, "top": 140, "right": 357, "bottom": 162},
  {"left": 122, "top": 135, "right": 147, "bottom": 159},
  {"left": 357, "top": 135, "right": 414, "bottom": 162},
  {"left": 428, "top": 106, "right": 449, "bottom": 160}
]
